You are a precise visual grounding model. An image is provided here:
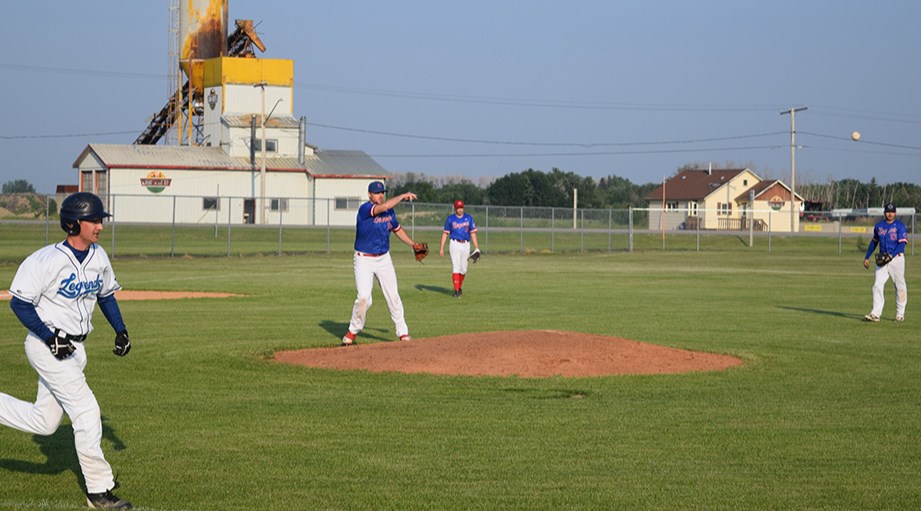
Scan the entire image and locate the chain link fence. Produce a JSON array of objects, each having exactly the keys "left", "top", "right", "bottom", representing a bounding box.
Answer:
[{"left": 0, "top": 193, "right": 915, "bottom": 261}]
